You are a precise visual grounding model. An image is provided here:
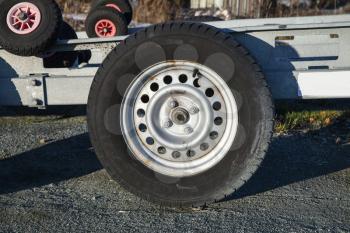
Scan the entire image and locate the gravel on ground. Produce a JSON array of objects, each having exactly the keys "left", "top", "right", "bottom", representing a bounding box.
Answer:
[{"left": 0, "top": 110, "right": 349, "bottom": 232}]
